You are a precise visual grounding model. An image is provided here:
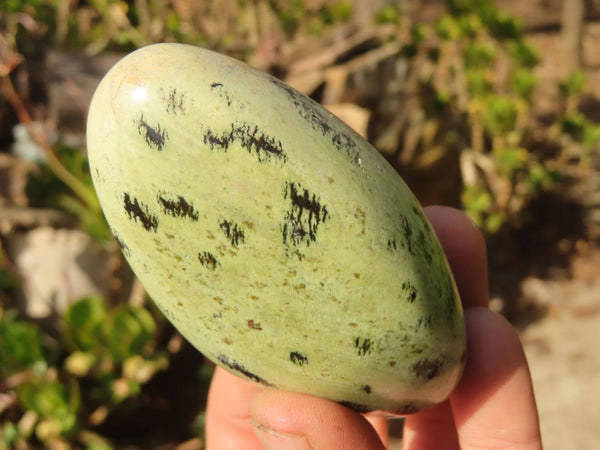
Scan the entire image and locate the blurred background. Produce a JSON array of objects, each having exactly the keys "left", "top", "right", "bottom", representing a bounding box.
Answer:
[{"left": 0, "top": 0, "right": 598, "bottom": 448}]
